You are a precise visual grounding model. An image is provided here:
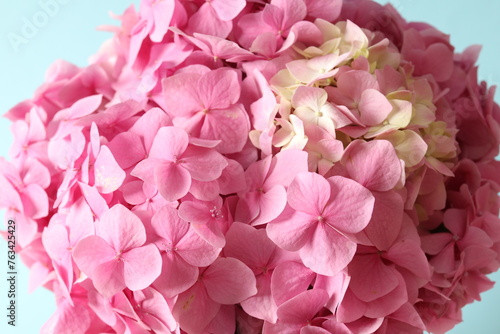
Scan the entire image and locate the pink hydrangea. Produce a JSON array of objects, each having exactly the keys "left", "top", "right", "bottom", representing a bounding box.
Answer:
[{"left": 2, "top": 0, "right": 500, "bottom": 333}]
